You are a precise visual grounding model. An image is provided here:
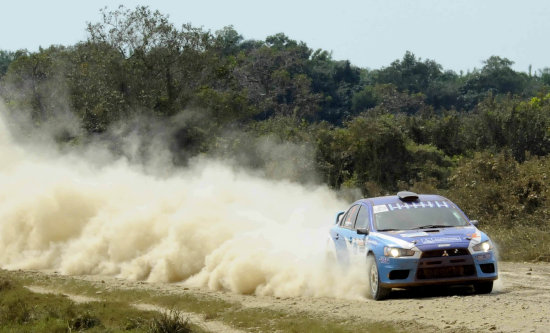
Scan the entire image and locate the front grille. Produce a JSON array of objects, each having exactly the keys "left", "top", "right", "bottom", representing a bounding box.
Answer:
[
  {"left": 421, "top": 248, "right": 469, "bottom": 258},
  {"left": 417, "top": 265, "right": 476, "bottom": 279},
  {"left": 416, "top": 248, "right": 476, "bottom": 280}
]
